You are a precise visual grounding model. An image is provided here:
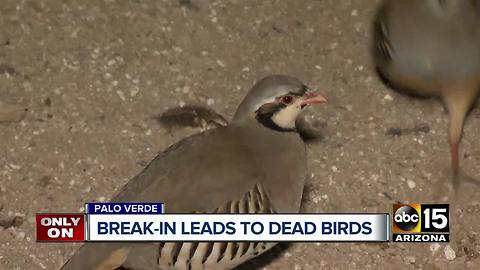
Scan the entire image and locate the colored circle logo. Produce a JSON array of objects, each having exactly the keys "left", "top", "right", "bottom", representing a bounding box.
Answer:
[{"left": 394, "top": 205, "right": 419, "bottom": 231}]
